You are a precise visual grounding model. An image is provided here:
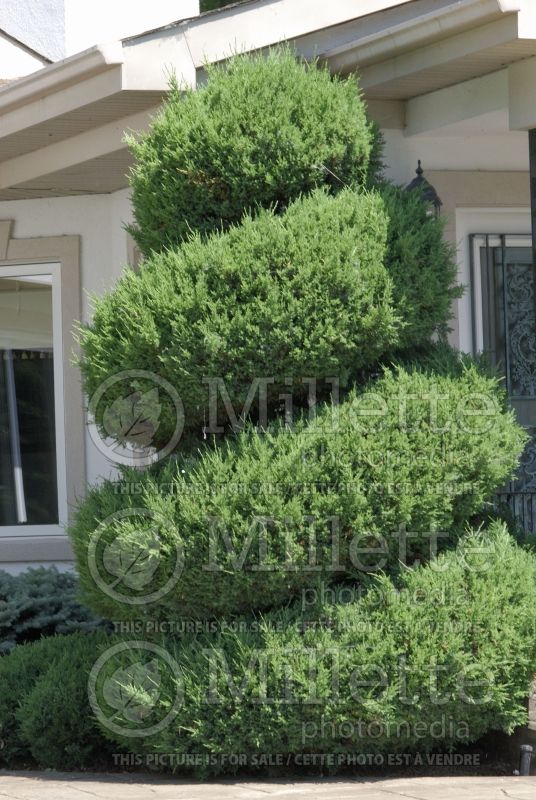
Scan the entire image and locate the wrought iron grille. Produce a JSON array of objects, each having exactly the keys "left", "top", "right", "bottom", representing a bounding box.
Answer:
[{"left": 470, "top": 235, "right": 536, "bottom": 534}]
